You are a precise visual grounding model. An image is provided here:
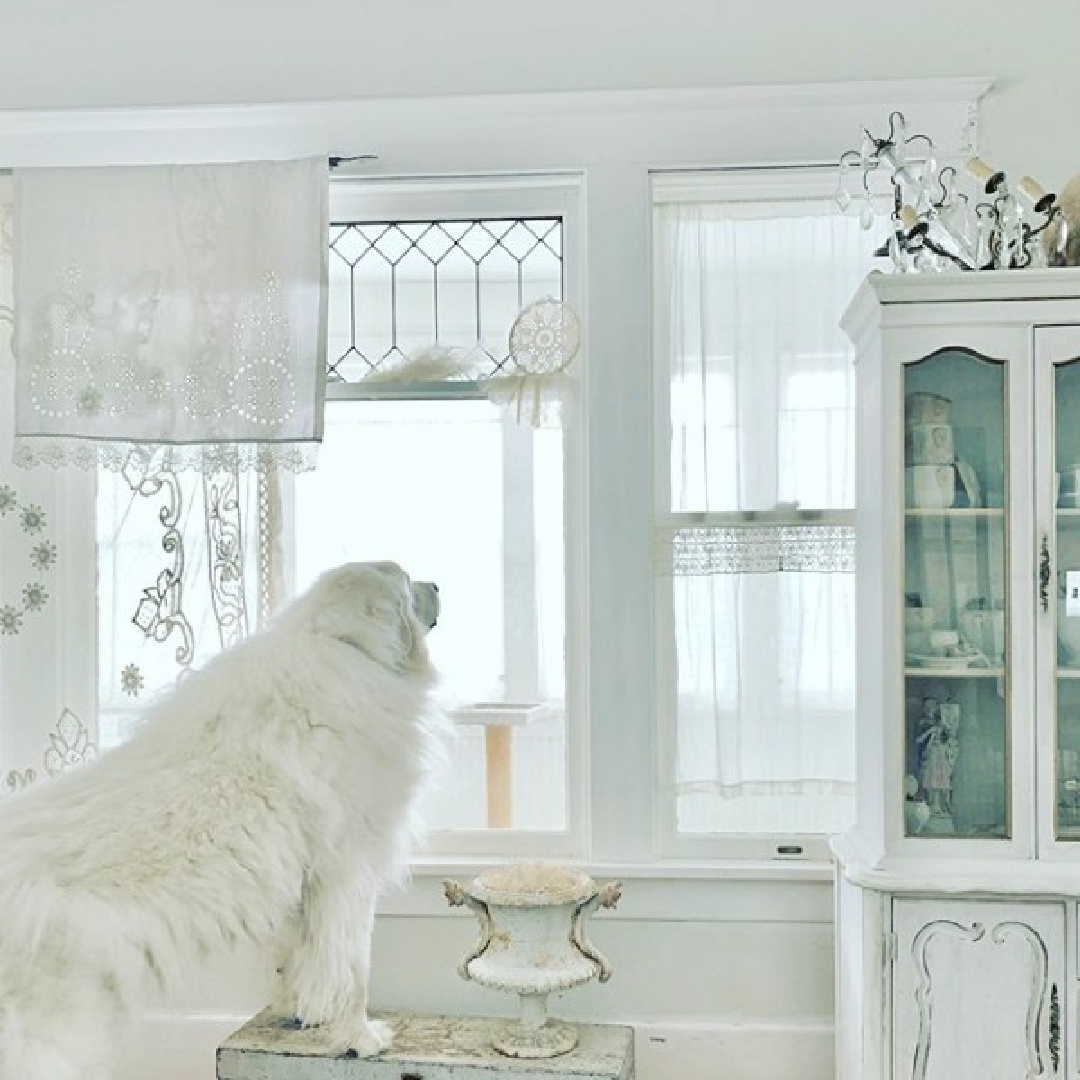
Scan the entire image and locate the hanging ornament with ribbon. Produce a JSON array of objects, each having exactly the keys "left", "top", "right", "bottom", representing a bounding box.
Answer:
[{"left": 483, "top": 297, "right": 581, "bottom": 428}]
